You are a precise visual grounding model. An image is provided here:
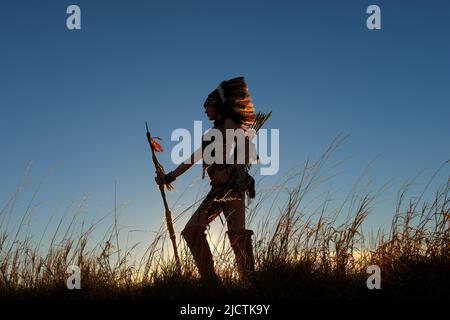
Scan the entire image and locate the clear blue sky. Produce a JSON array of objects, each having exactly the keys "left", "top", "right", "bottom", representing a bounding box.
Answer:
[{"left": 1, "top": 1, "right": 449, "bottom": 250}]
